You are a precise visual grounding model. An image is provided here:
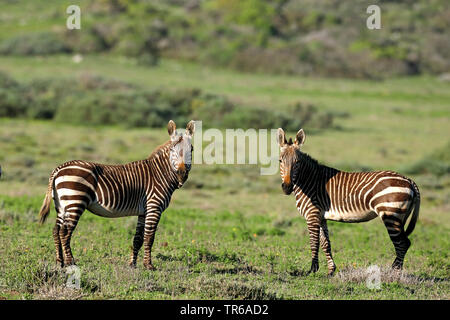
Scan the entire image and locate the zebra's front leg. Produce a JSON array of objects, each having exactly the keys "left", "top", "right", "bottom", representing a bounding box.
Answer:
[
  {"left": 142, "top": 209, "right": 162, "bottom": 270},
  {"left": 129, "top": 215, "right": 145, "bottom": 268},
  {"left": 320, "top": 220, "right": 336, "bottom": 276},
  {"left": 306, "top": 214, "right": 321, "bottom": 274}
]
